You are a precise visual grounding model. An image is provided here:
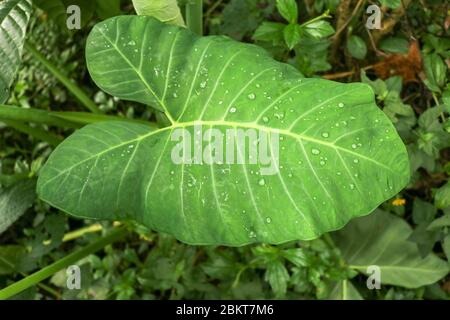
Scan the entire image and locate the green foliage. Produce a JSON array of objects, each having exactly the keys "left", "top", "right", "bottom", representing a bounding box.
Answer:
[
  {"left": 37, "top": 16, "right": 409, "bottom": 245},
  {"left": 0, "top": 0, "right": 32, "bottom": 104}
]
